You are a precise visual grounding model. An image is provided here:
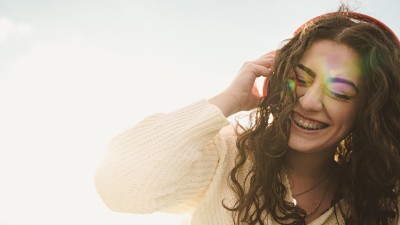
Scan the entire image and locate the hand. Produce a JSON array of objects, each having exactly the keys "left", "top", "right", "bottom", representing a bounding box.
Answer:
[{"left": 209, "top": 51, "right": 276, "bottom": 117}]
